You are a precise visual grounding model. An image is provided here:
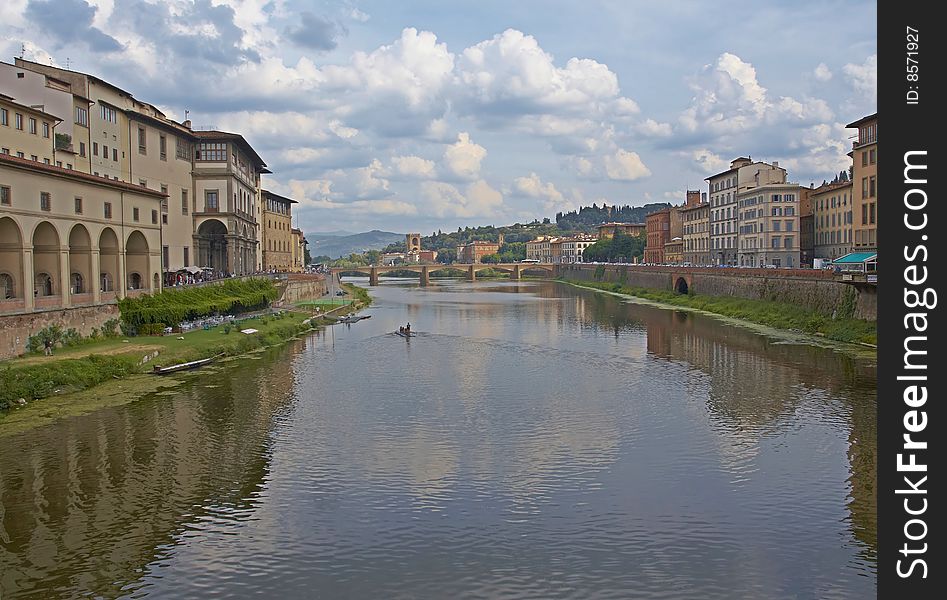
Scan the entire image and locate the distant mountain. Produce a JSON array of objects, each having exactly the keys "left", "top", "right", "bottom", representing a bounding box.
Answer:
[
  {"left": 307, "top": 230, "right": 404, "bottom": 259},
  {"left": 306, "top": 230, "right": 355, "bottom": 240}
]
